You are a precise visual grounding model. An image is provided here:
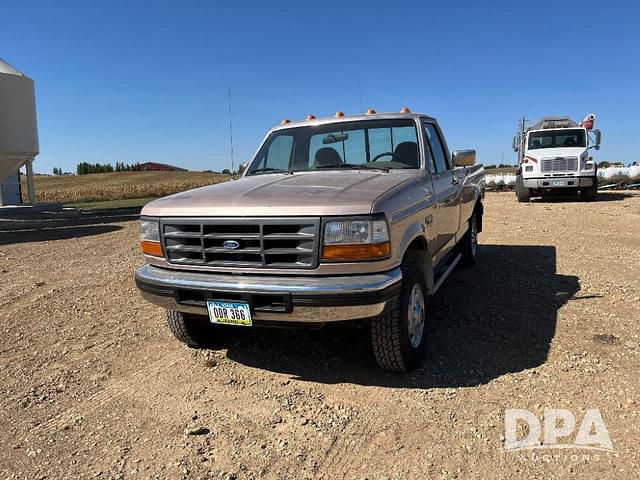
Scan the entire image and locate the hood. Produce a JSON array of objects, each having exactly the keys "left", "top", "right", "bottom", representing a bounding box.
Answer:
[
  {"left": 526, "top": 147, "right": 586, "bottom": 159},
  {"left": 142, "top": 170, "right": 416, "bottom": 217}
]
